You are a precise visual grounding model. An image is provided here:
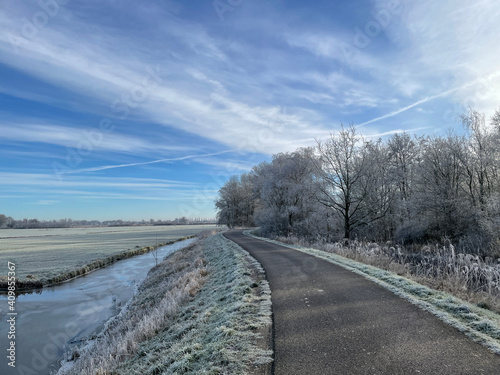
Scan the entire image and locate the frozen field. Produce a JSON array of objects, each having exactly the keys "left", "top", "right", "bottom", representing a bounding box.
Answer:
[{"left": 0, "top": 225, "right": 217, "bottom": 281}]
